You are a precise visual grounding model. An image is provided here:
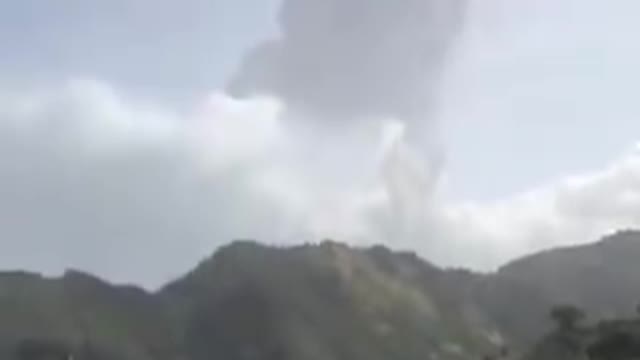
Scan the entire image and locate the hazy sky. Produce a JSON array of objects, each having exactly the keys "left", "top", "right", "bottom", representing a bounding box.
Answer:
[
  {"left": 2, "top": 0, "right": 640, "bottom": 287},
  {"left": 0, "top": 0, "right": 279, "bottom": 103}
]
